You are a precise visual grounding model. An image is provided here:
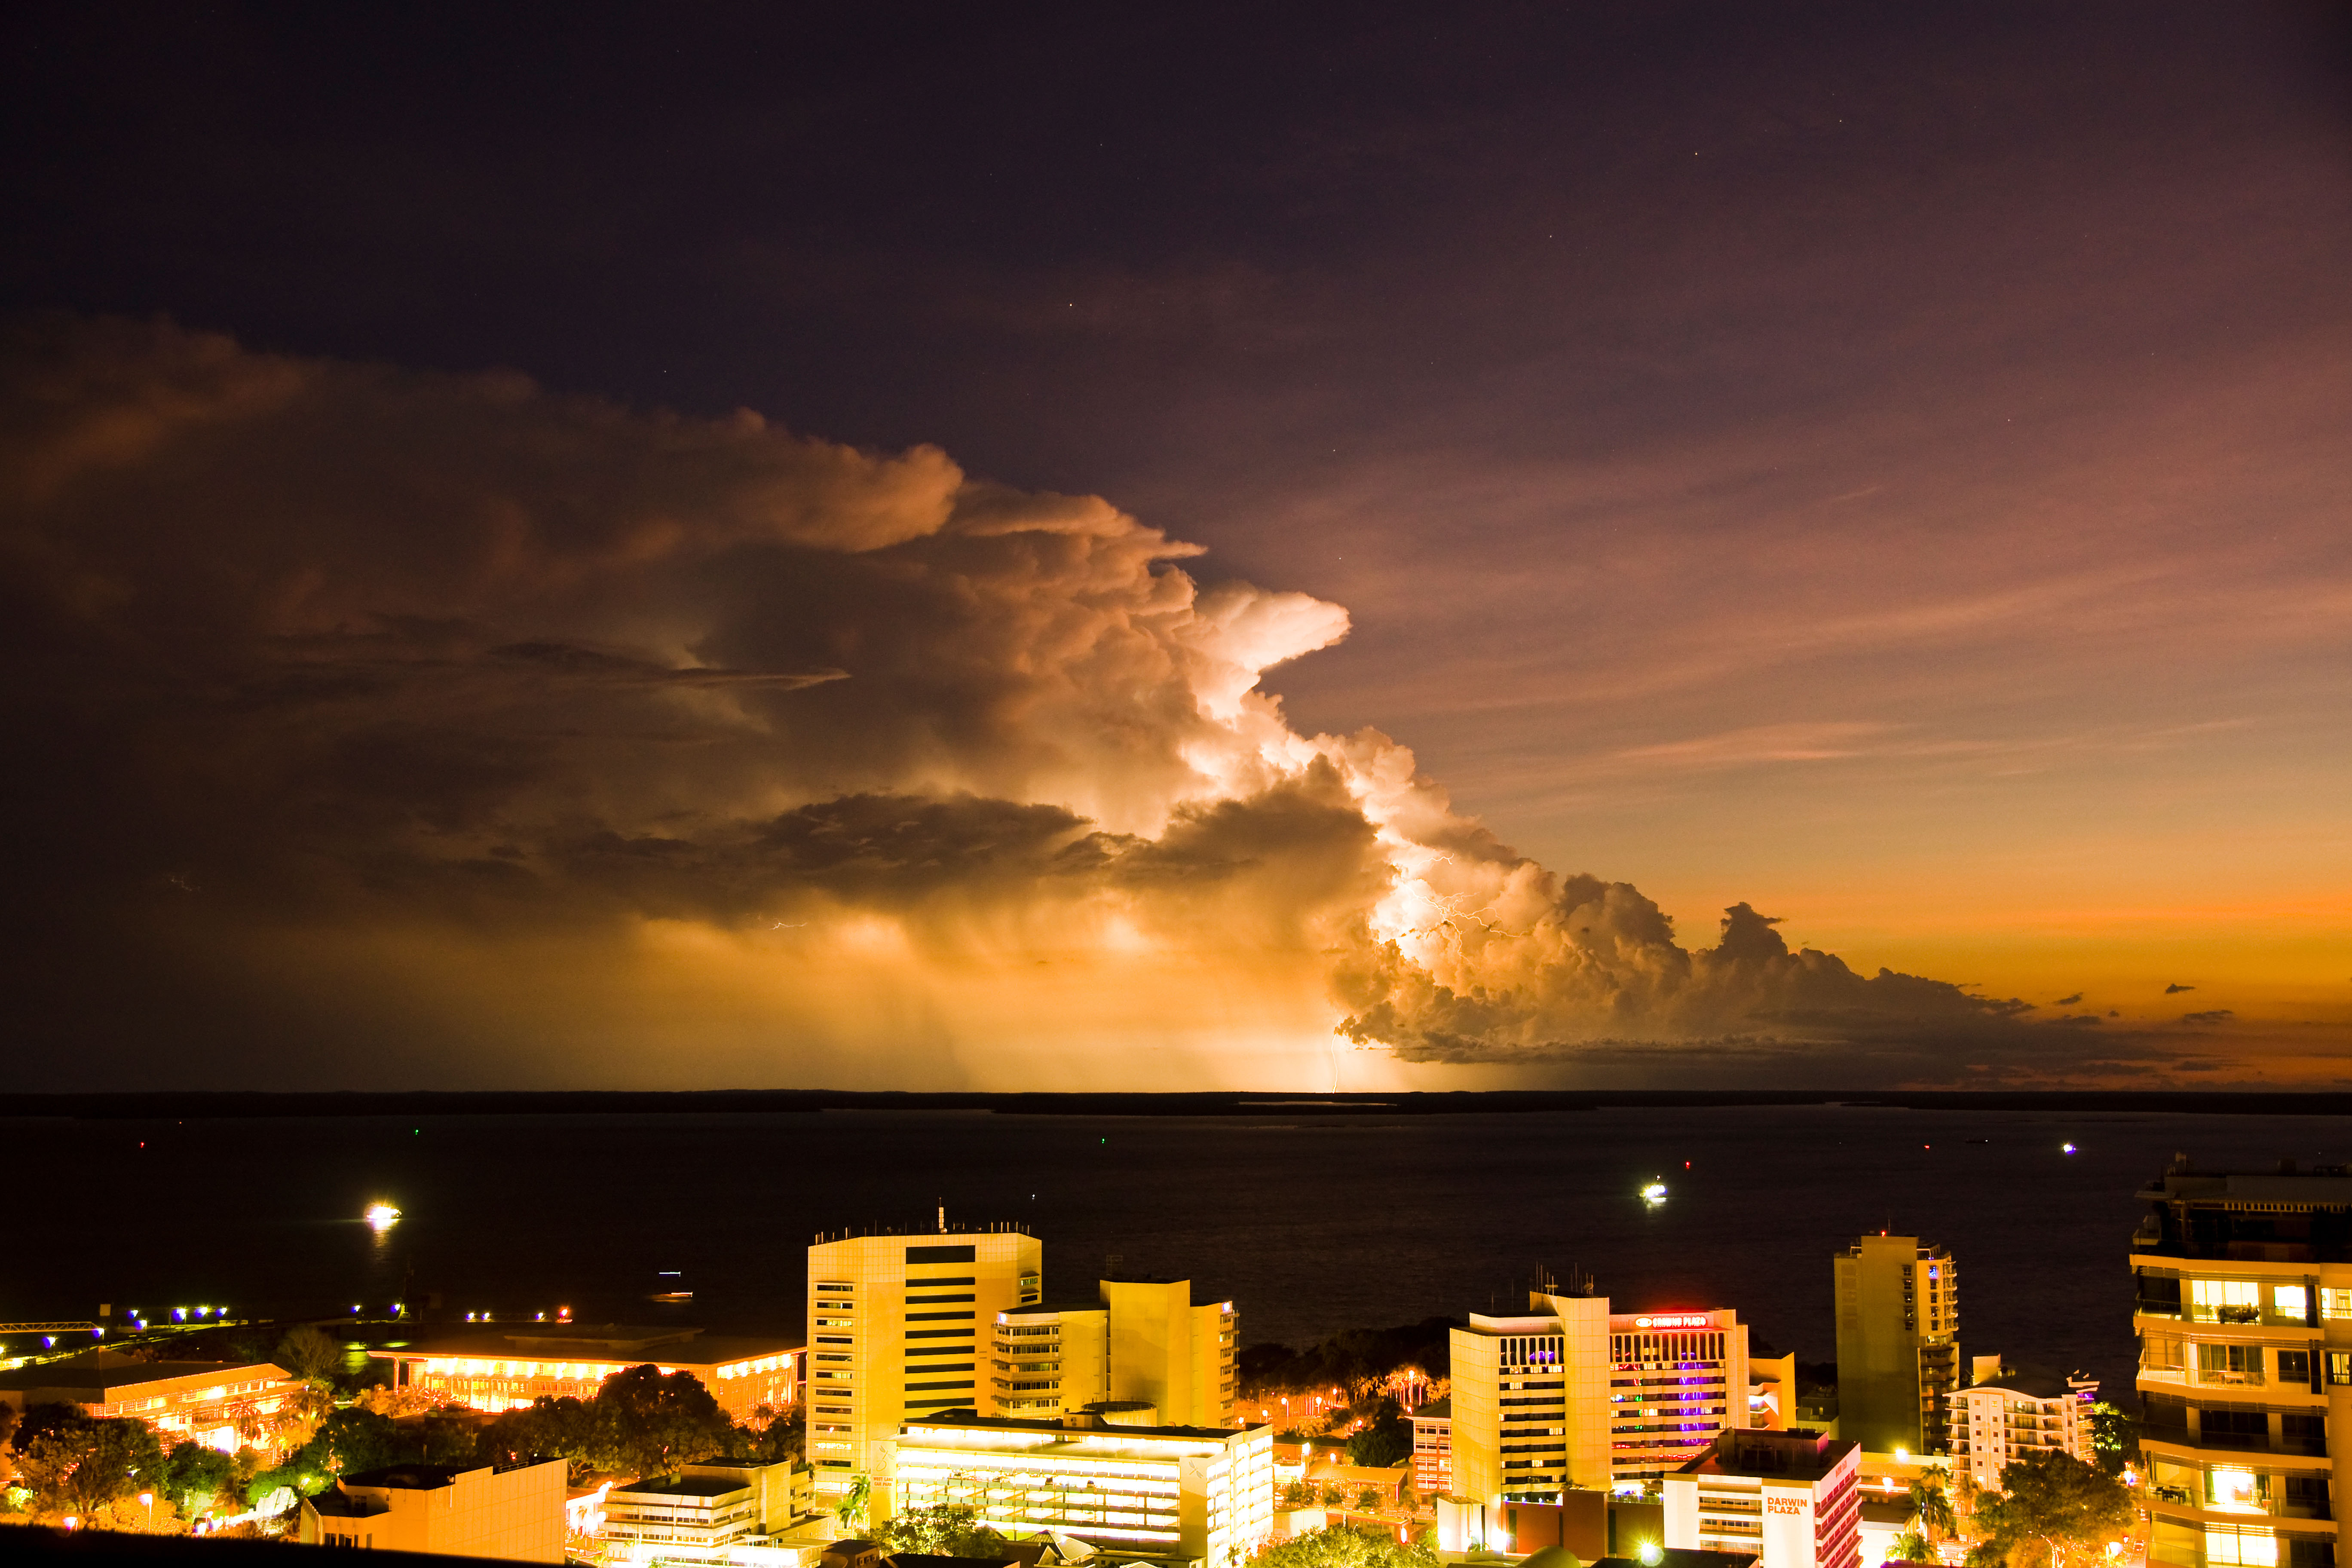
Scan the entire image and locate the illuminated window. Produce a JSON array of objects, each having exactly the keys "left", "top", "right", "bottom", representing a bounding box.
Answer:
[
  {"left": 2189, "top": 1282, "right": 2263, "bottom": 1324},
  {"left": 2204, "top": 1528, "right": 2277, "bottom": 1567},
  {"left": 2206, "top": 1469, "right": 2266, "bottom": 1514},
  {"left": 2321, "top": 1289, "right": 2352, "bottom": 1321},
  {"left": 2272, "top": 1286, "right": 2308, "bottom": 1322}
]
